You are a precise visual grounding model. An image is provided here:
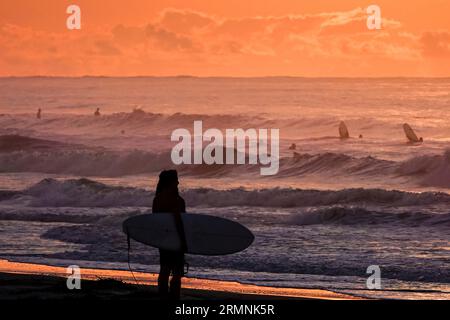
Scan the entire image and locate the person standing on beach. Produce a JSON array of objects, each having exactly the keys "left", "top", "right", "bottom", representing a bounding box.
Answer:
[{"left": 152, "top": 170, "right": 188, "bottom": 300}]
